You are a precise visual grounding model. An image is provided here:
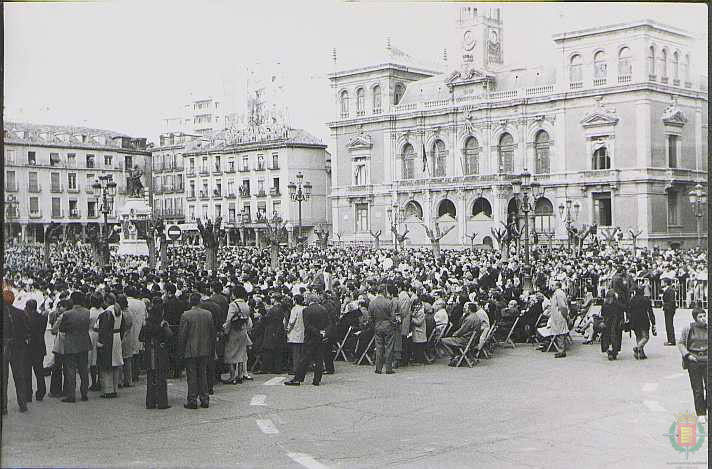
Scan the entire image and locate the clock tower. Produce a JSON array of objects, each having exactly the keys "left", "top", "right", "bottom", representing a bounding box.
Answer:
[{"left": 457, "top": 6, "right": 503, "bottom": 72}]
